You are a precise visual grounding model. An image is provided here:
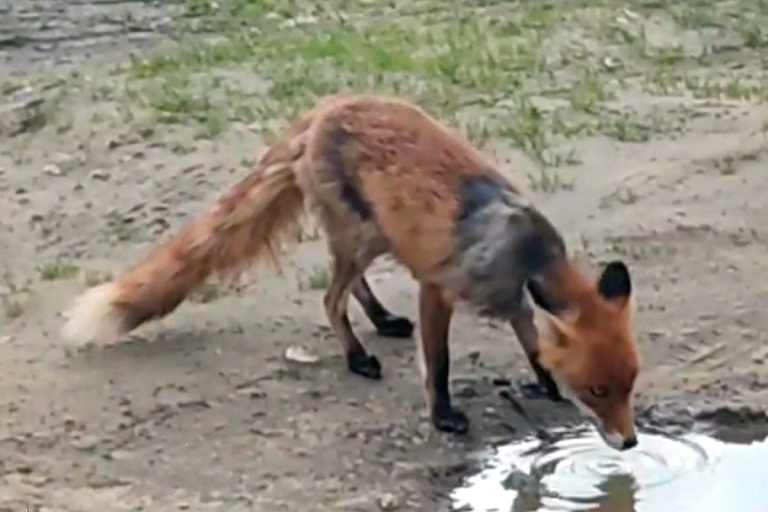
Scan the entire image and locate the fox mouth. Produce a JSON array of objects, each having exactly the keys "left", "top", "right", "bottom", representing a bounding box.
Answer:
[
  {"left": 588, "top": 418, "right": 637, "bottom": 451},
  {"left": 566, "top": 397, "right": 635, "bottom": 451}
]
